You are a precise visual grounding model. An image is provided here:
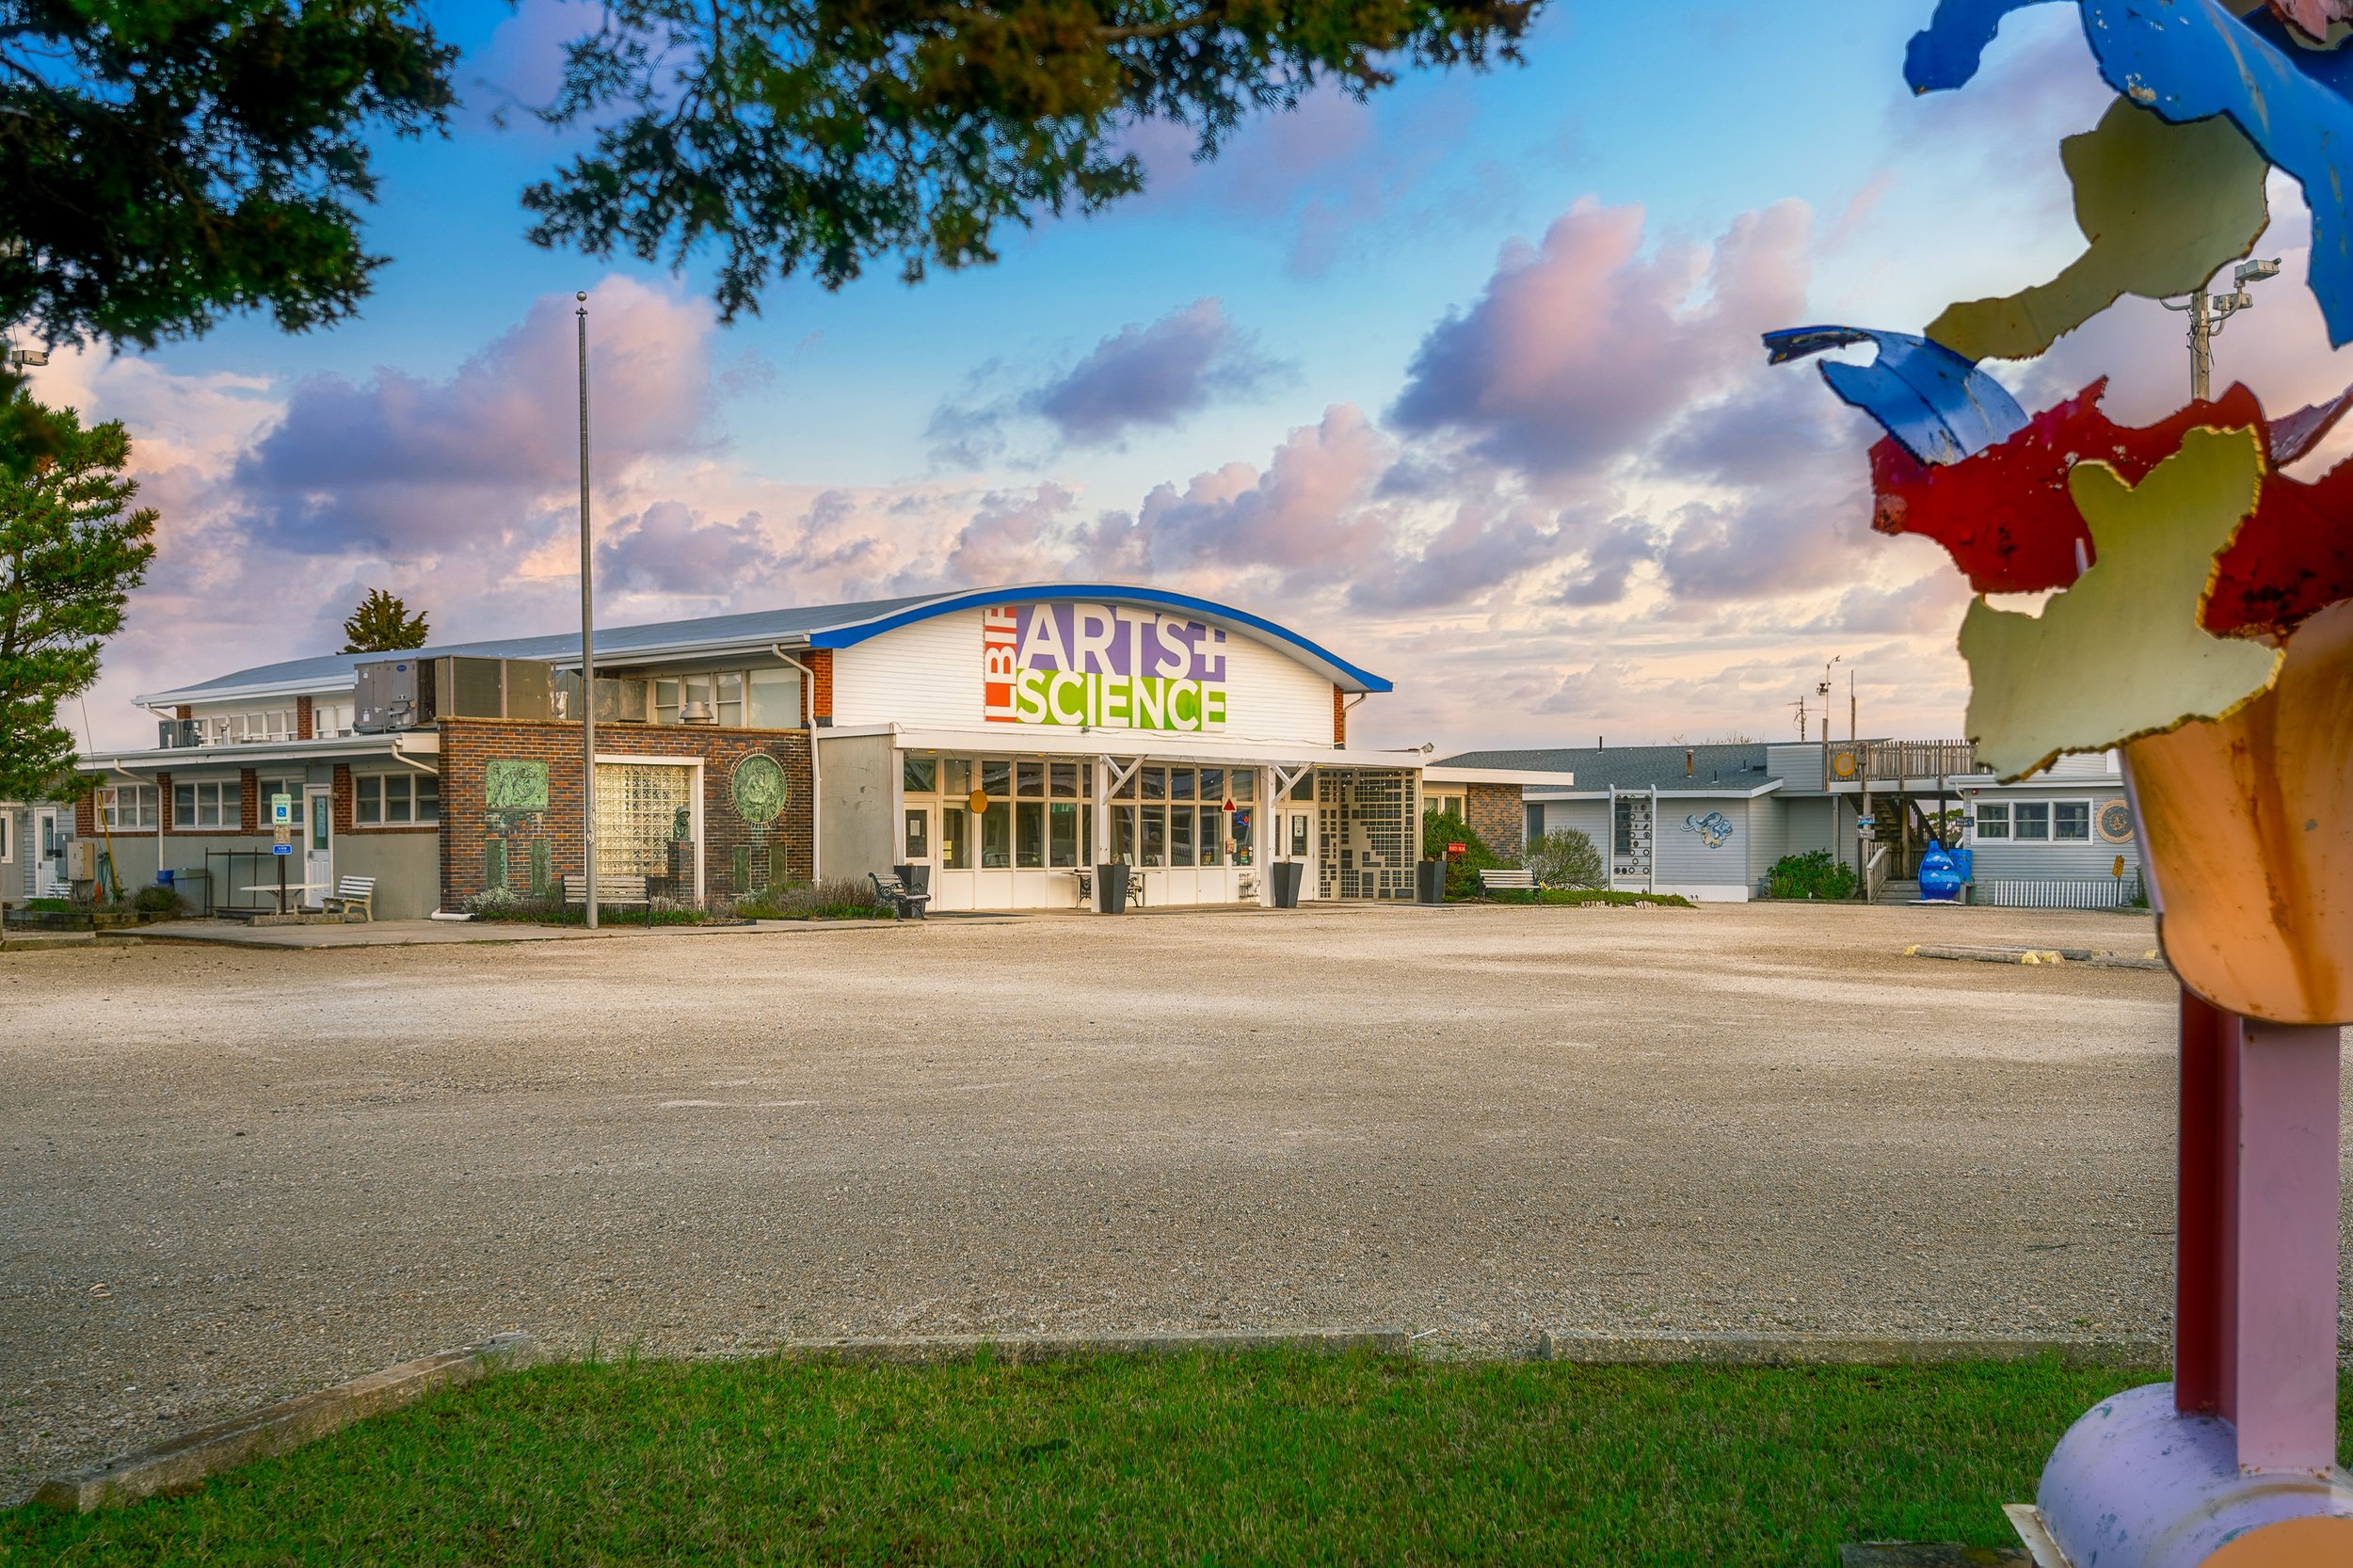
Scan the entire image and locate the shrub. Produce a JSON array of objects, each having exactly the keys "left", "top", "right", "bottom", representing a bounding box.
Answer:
[
  {"left": 1423, "top": 809, "right": 1512, "bottom": 899},
  {"left": 736, "top": 875, "right": 889, "bottom": 920},
  {"left": 1523, "top": 829, "right": 1605, "bottom": 890},
  {"left": 131, "top": 884, "right": 179, "bottom": 916},
  {"left": 1767, "top": 850, "right": 1857, "bottom": 901}
]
